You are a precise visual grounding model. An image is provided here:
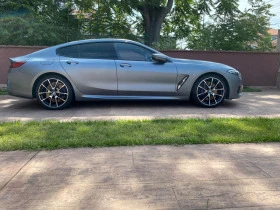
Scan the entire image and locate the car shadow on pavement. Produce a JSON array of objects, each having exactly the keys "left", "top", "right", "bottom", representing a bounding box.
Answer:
[
  {"left": 0, "top": 95, "right": 245, "bottom": 122},
  {"left": 72, "top": 99, "right": 238, "bottom": 109},
  {"left": 0, "top": 95, "right": 239, "bottom": 111}
]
